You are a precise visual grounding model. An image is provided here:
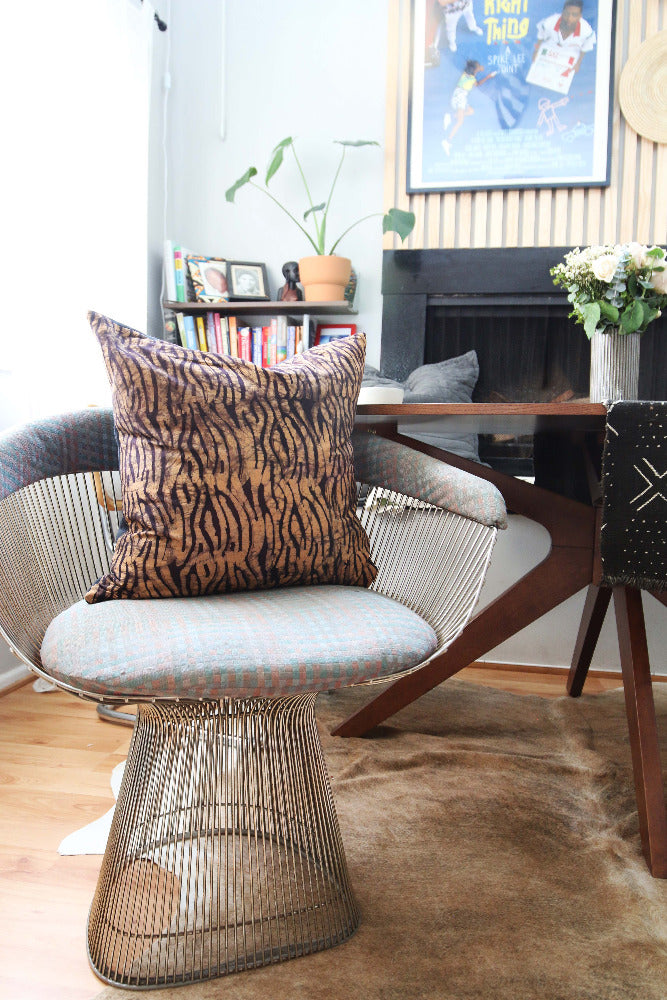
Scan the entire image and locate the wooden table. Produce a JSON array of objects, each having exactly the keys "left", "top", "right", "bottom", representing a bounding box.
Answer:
[
  {"left": 338, "top": 401, "right": 667, "bottom": 878},
  {"left": 334, "top": 402, "right": 607, "bottom": 738}
]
